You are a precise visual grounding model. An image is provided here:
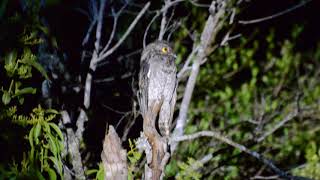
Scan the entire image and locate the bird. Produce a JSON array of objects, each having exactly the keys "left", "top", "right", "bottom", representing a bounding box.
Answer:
[{"left": 138, "top": 41, "right": 177, "bottom": 138}]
